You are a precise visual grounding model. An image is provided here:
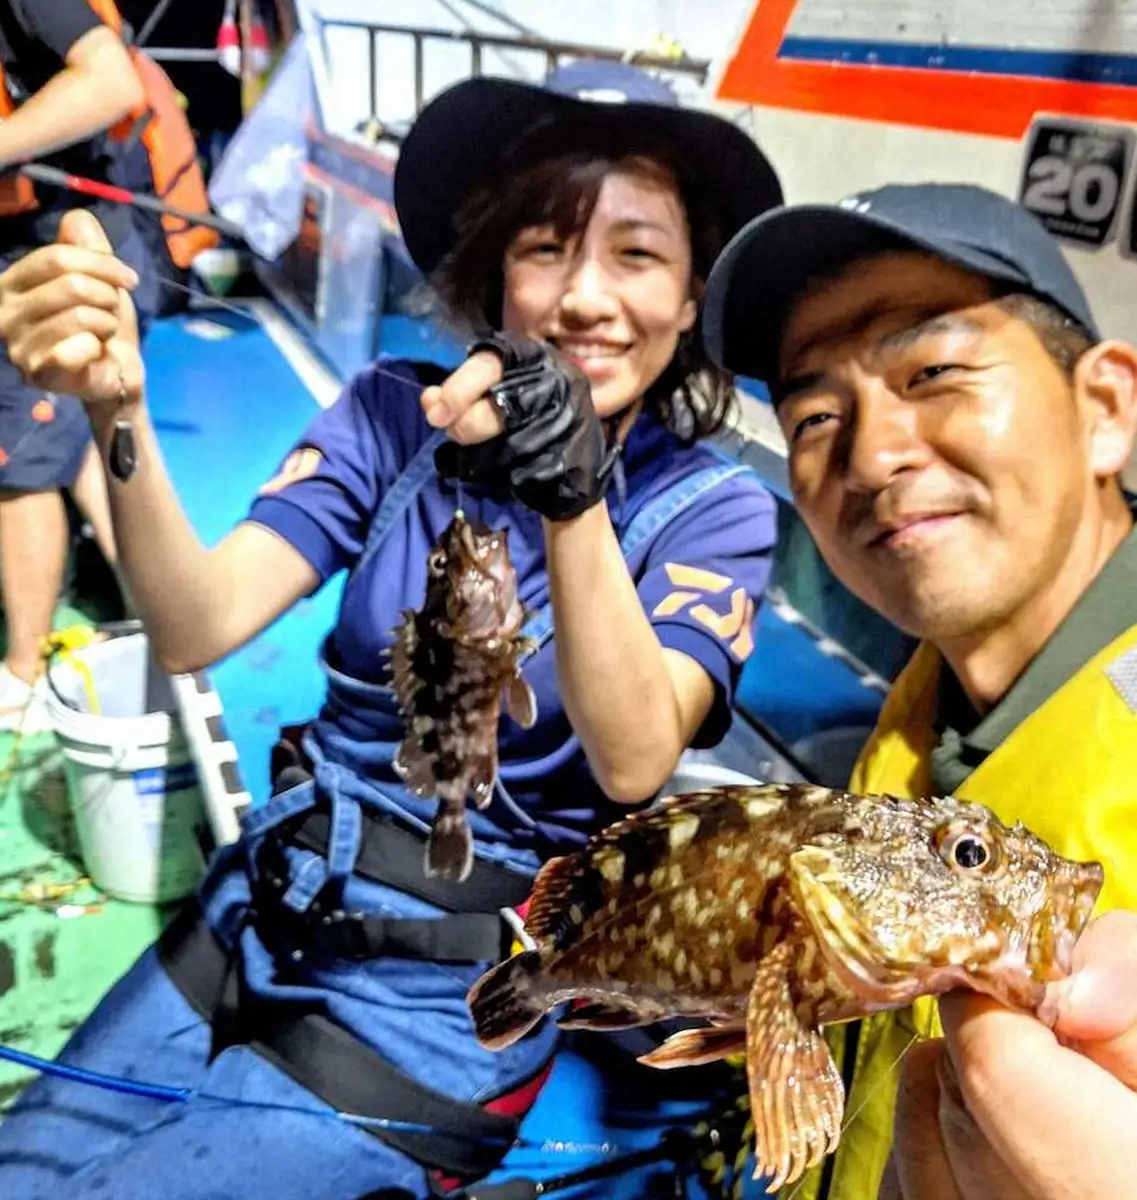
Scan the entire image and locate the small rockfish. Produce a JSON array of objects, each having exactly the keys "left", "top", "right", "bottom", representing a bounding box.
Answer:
[
  {"left": 467, "top": 783, "right": 1103, "bottom": 1190},
  {"left": 391, "top": 510, "right": 537, "bottom": 883}
]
